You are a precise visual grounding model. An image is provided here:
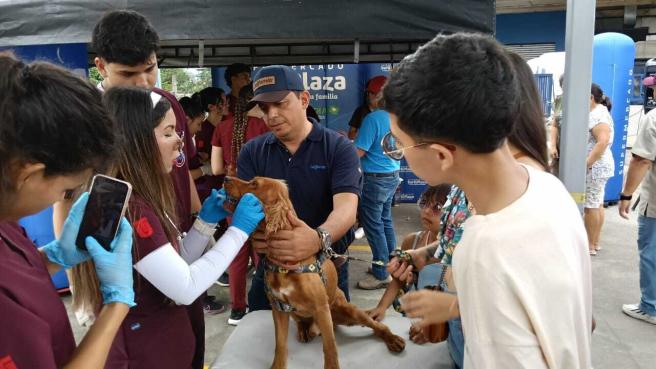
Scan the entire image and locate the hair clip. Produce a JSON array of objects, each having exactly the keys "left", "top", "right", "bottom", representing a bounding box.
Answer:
[{"left": 150, "top": 91, "right": 162, "bottom": 108}]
